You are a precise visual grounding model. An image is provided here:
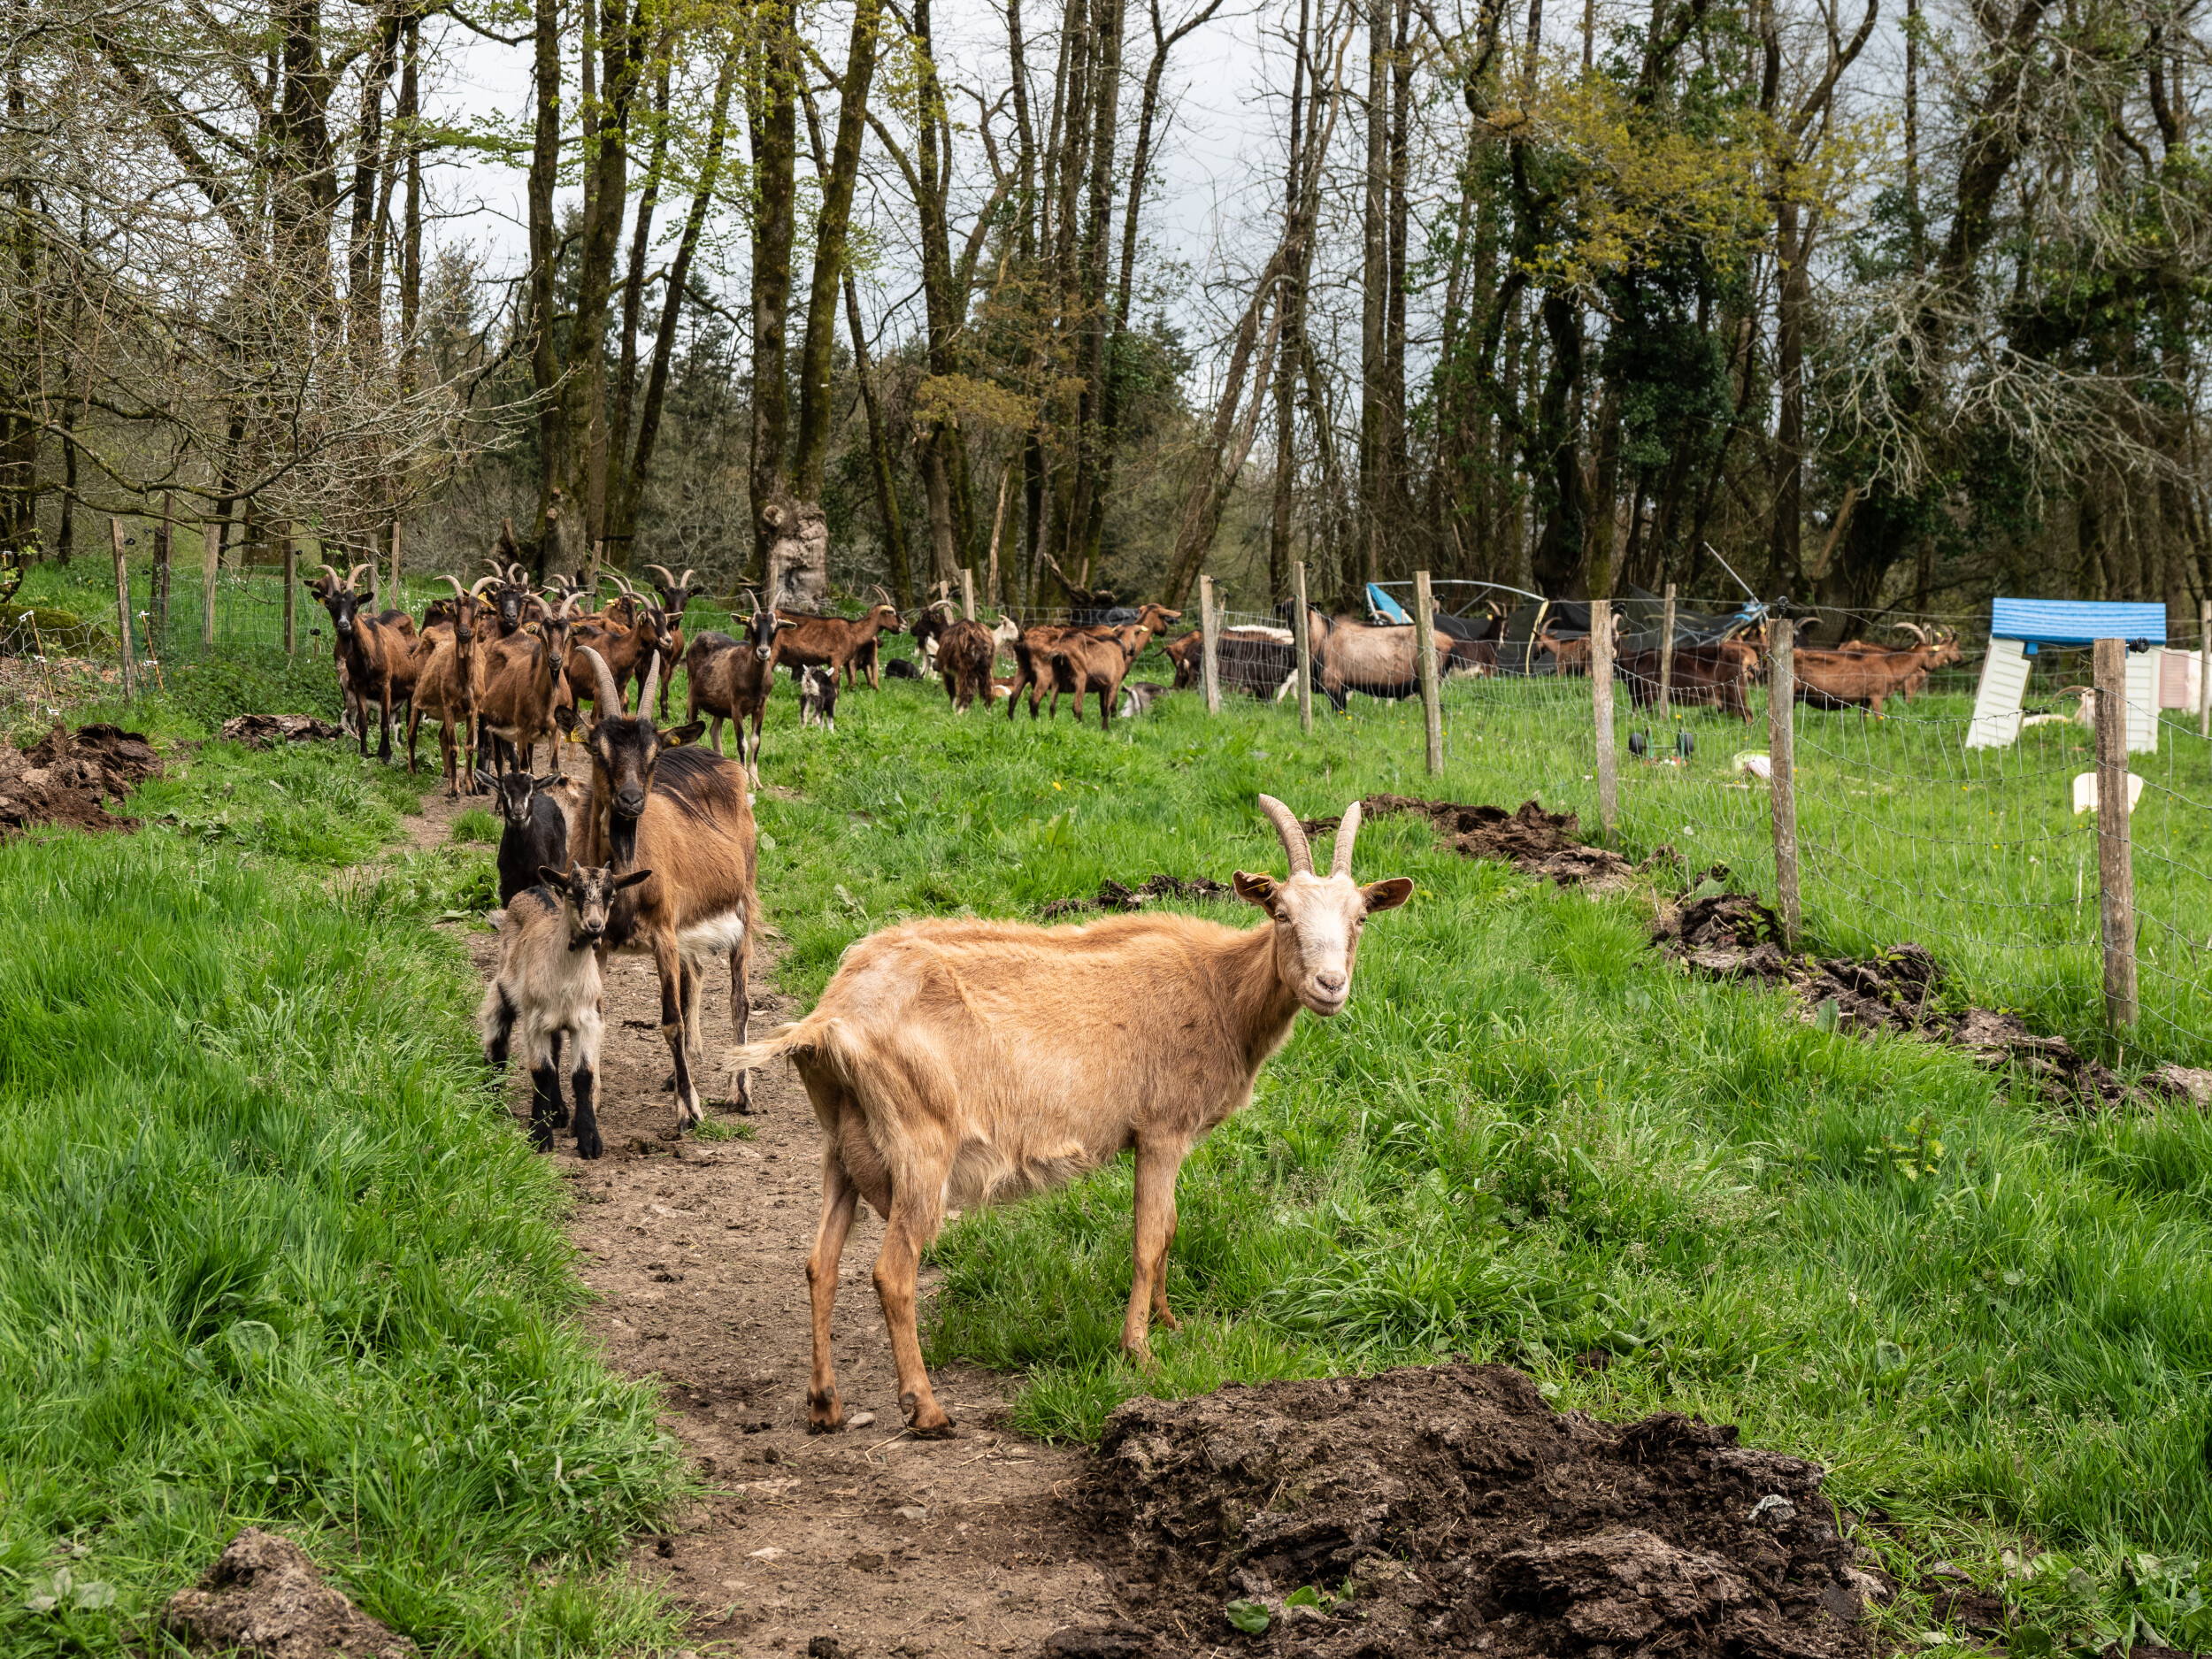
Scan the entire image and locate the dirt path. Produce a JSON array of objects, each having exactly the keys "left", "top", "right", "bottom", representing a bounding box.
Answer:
[{"left": 407, "top": 770, "right": 1130, "bottom": 1659}]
